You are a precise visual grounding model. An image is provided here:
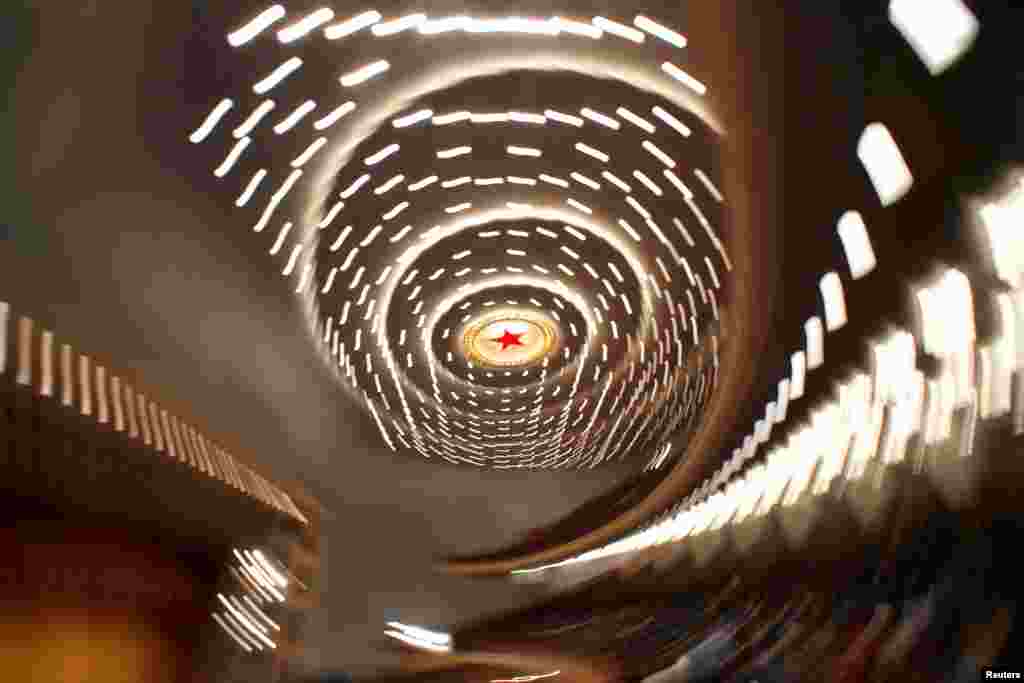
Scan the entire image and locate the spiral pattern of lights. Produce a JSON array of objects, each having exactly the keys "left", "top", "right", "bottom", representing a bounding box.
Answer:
[{"left": 187, "top": 5, "right": 734, "bottom": 468}]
